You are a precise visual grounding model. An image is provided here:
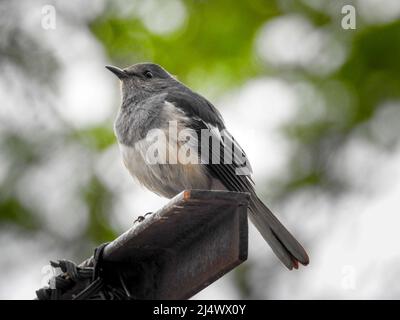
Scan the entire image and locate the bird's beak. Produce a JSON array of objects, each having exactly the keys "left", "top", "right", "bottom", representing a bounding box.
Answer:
[{"left": 105, "top": 65, "right": 127, "bottom": 79}]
